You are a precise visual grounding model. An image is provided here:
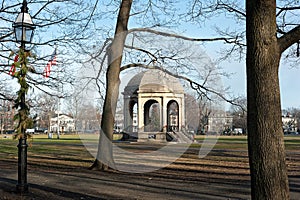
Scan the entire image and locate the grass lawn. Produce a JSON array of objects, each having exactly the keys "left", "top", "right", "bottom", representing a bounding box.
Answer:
[
  {"left": 0, "top": 134, "right": 299, "bottom": 168},
  {"left": 0, "top": 134, "right": 299, "bottom": 200},
  {"left": 0, "top": 134, "right": 94, "bottom": 168},
  {"left": 1, "top": 133, "right": 299, "bottom": 155},
  {"left": 194, "top": 134, "right": 300, "bottom": 150}
]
